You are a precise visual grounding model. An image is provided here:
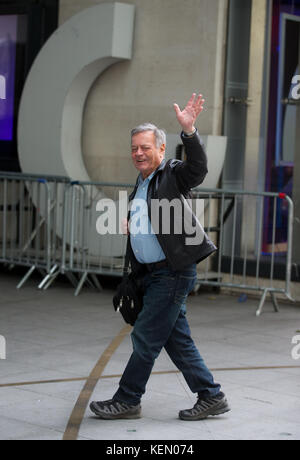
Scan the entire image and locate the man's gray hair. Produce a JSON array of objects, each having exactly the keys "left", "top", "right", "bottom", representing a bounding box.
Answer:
[{"left": 131, "top": 123, "right": 166, "bottom": 148}]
